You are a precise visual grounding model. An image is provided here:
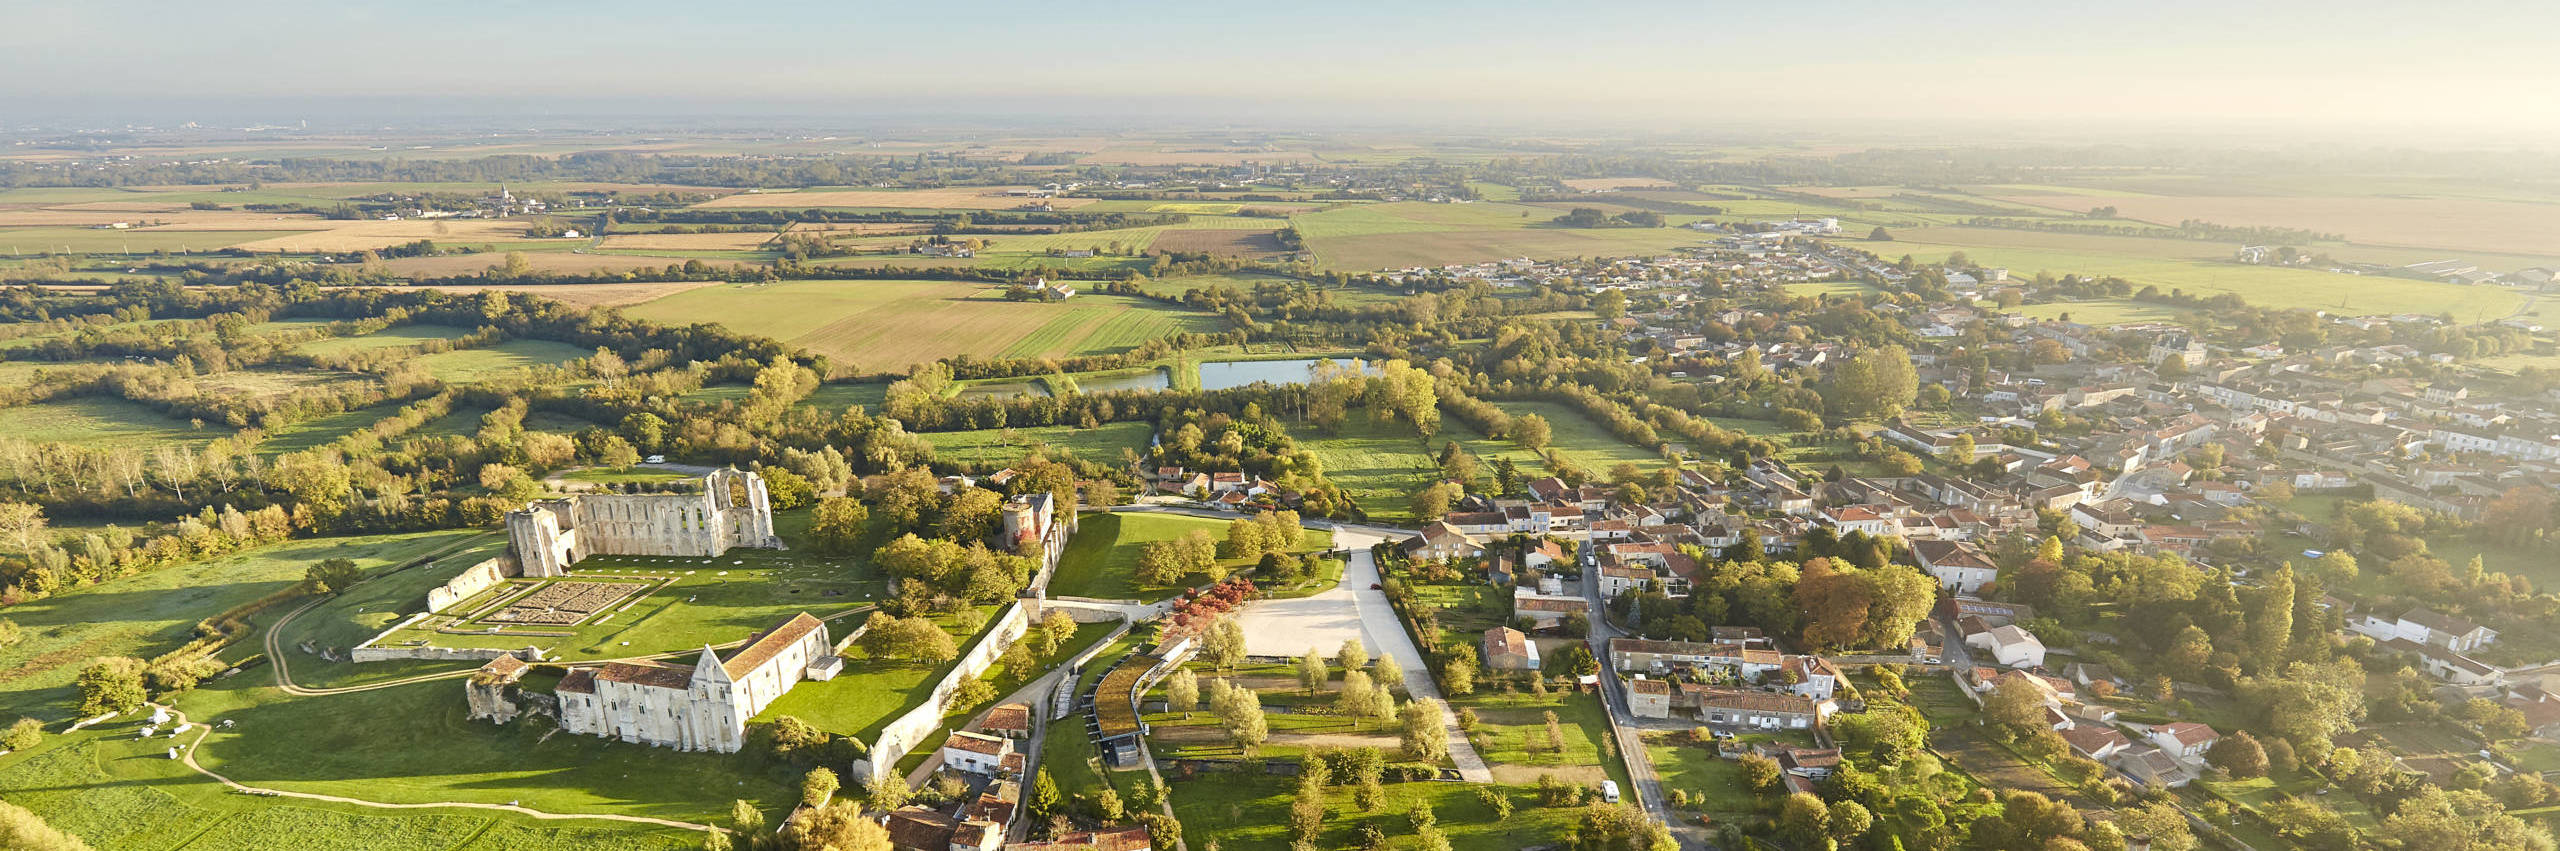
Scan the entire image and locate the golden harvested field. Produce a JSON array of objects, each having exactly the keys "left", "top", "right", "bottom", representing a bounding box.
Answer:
[
  {"left": 0, "top": 208, "right": 320, "bottom": 229},
  {"left": 692, "top": 187, "right": 1098, "bottom": 211},
  {"left": 1151, "top": 228, "right": 1290, "bottom": 257},
  {"left": 1563, "top": 177, "right": 1675, "bottom": 191},
  {"left": 595, "top": 232, "right": 776, "bottom": 251},
  {"left": 1988, "top": 193, "right": 2560, "bottom": 256},
  {"left": 783, "top": 222, "right": 935, "bottom": 235},
  {"left": 389, "top": 281, "right": 731, "bottom": 308},
  {"left": 230, "top": 219, "right": 543, "bottom": 252},
  {"left": 1074, "top": 150, "right": 1318, "bottom": 166},
  {"left": 374, "top": 251, "right": 747, "bottom": 278}
]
